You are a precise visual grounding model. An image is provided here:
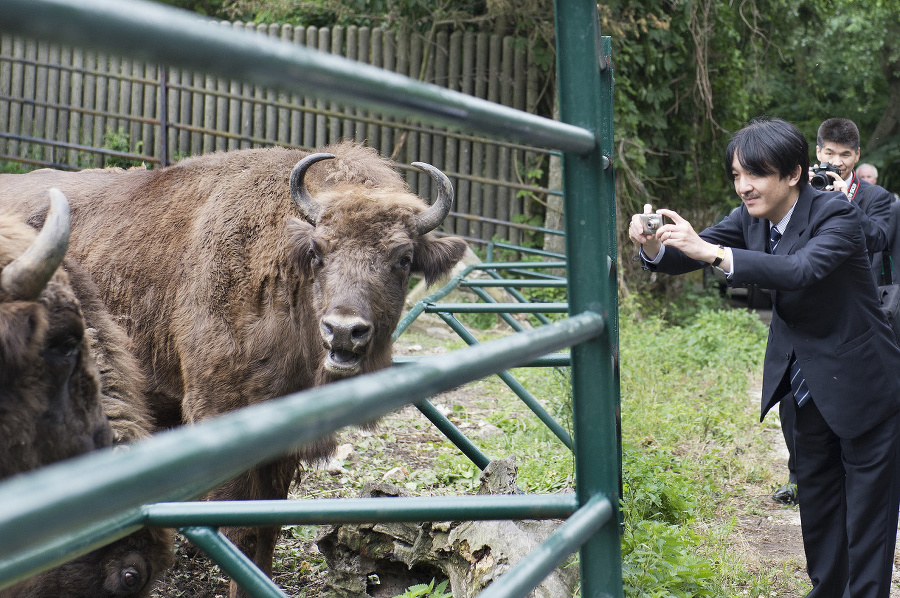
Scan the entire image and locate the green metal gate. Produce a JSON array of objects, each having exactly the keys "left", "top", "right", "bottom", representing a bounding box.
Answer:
[{"left": 0, "top": 0, "right": 621, "bottom": 596}]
